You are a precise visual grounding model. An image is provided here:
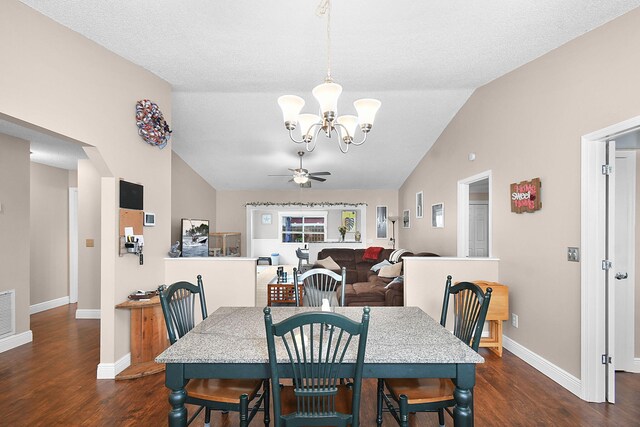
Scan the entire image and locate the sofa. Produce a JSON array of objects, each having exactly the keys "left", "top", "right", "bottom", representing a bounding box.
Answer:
[{"left": 312, "top": 248, "right": 439, "bottom": 306}]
